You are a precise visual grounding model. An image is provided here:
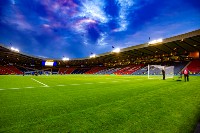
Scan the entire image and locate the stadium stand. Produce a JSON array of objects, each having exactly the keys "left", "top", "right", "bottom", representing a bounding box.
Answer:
[
  {"left": 125, "top": 64, "right": 144, "bottom": 75},
  {"left": 0, "top": 66, "right": 10, "bottom": 74},
  {"left": 187, "top": 59, "right": 200, "bottom": 74},
  {"left": 85, "top": 67, "right": 106, "bottom": 74},
  {"left": 59, "top": 67, "right": 77, "bottom": 74},
  {"left": 17, "top": 67, "right": 27, "bottom": 73},
  {"left": 7, "top": 65, "right": 23, "bottom": 75},
  {"left": 59, "top": 68, "right": 68, "bottom": 74},
  {"left": 133, "top": 66, "right": 148, "bottom": 75},
  {"left": 0, "top": 65, "right": 22, "bottom": 75},
  {"left": 96, "top": 68, "right": 121, "bottom": 74},
  {"left": 173, "top": 62, "right": 189, "bottom": 75},
  {"left": 113, "top": 66, "right": 131, "bottom": 75},
  {"left": 71, "top": 68, "right": 90, "bottom": 74}
]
